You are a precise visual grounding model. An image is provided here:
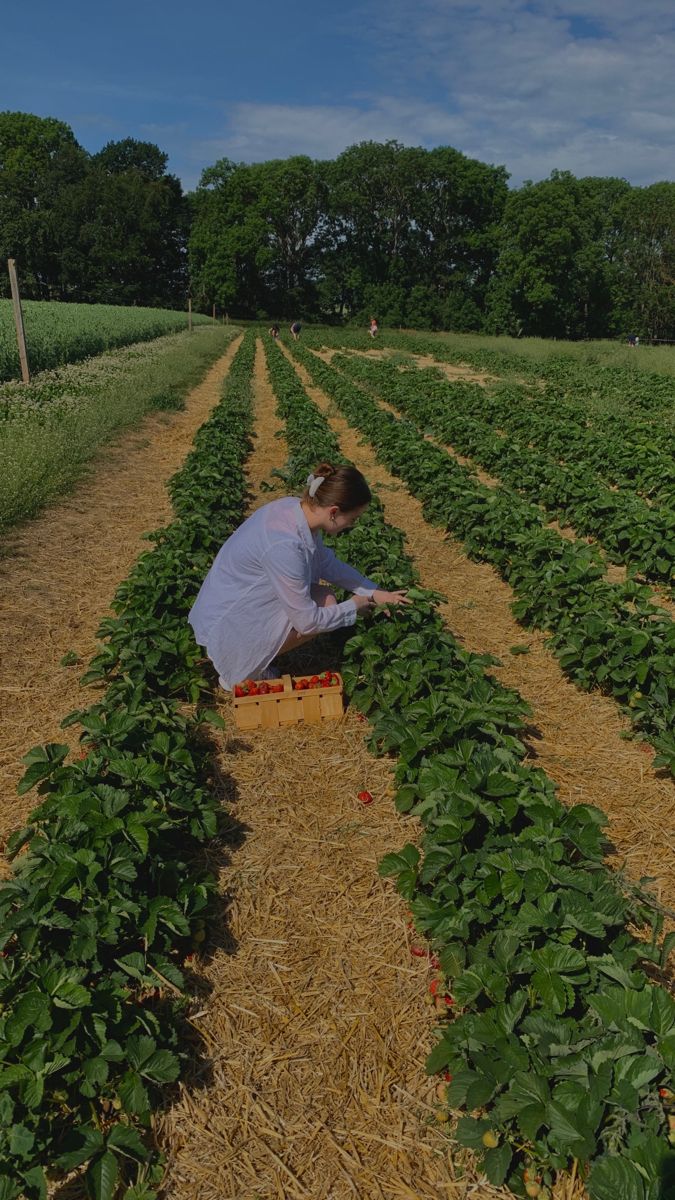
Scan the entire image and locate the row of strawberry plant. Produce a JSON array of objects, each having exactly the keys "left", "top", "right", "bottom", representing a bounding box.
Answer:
[
  {"left": 0, "top": 332, "right": 256, "bottom": 1200},
  {"left": 302, "top": 328, "right": 675, "bottom": 503},
  {"left": 370, "top": 328, "right": 675, "bottom": 419},
  {"left": 265, "top": 339, "right": 675, "bottom": 1199},
  {"left": 379, "top": 335, "right": 675, "bottom": 504},
  {"left": 334, "top": 354, "right": 675, "bottom": 589},
  {"left": 464, "top": 378, "right": 675, "bottom": 510},
  {"left": 285, "top": 341, "right": 675, "bottom": 776}
]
